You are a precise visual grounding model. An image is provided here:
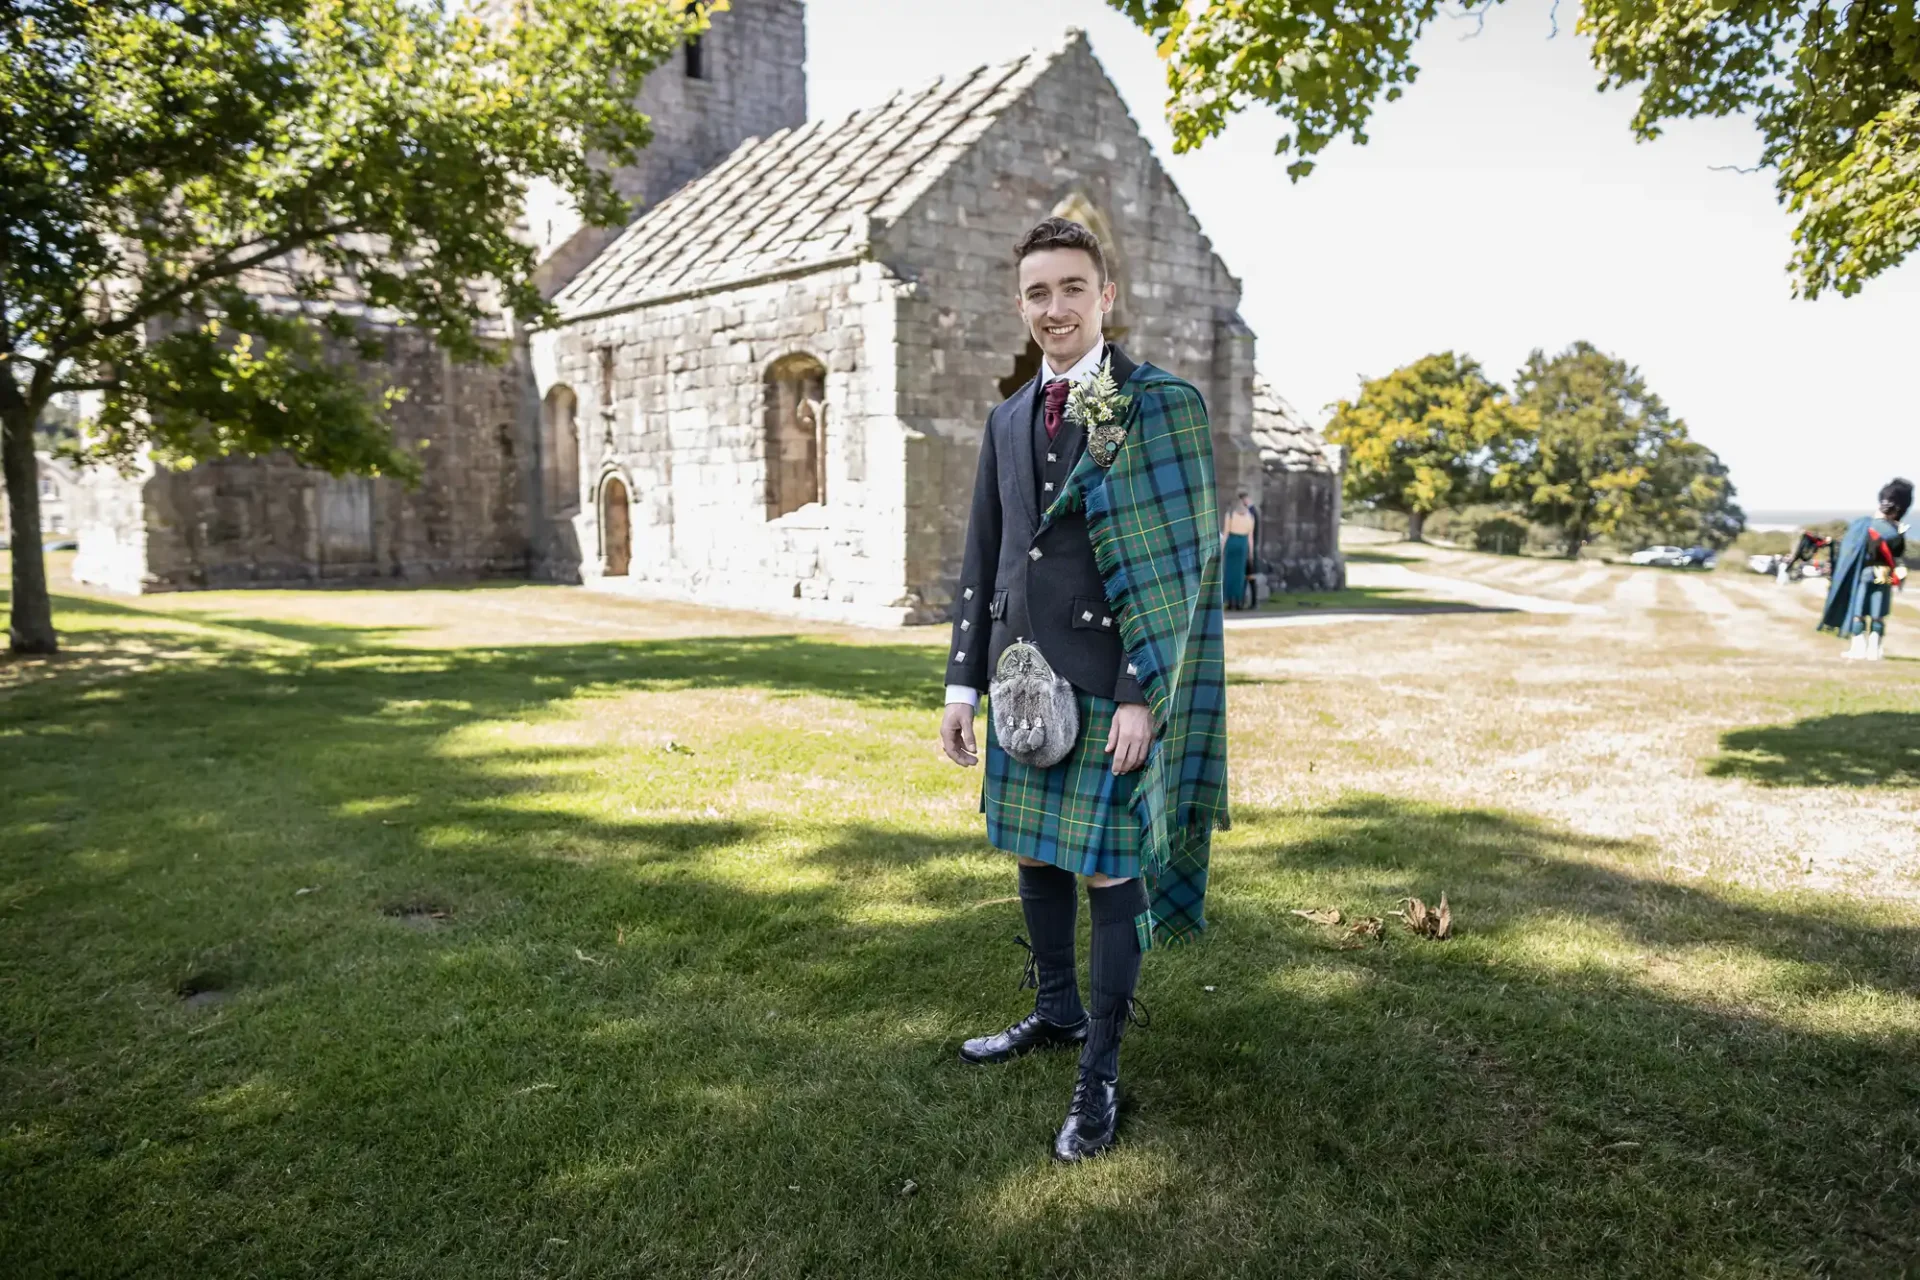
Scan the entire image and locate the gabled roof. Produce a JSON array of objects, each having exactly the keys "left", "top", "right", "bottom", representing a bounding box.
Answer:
[
  {"left": 1252, "top": 378, "right": 1337, "bottom": 474},
  {"left": 554, "top": 34, "right": 1079, "bottom": 323}
]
